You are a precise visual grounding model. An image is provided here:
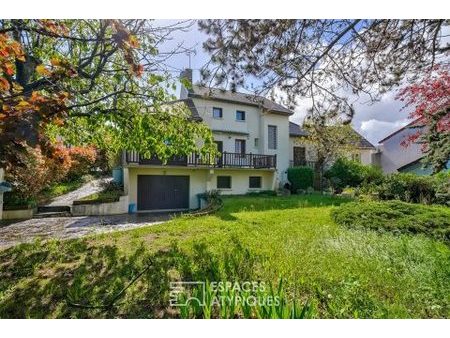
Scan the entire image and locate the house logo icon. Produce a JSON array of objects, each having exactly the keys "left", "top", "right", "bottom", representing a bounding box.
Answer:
[{"left": 169, "top": 281, "right": 206, "bottom": 307}]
